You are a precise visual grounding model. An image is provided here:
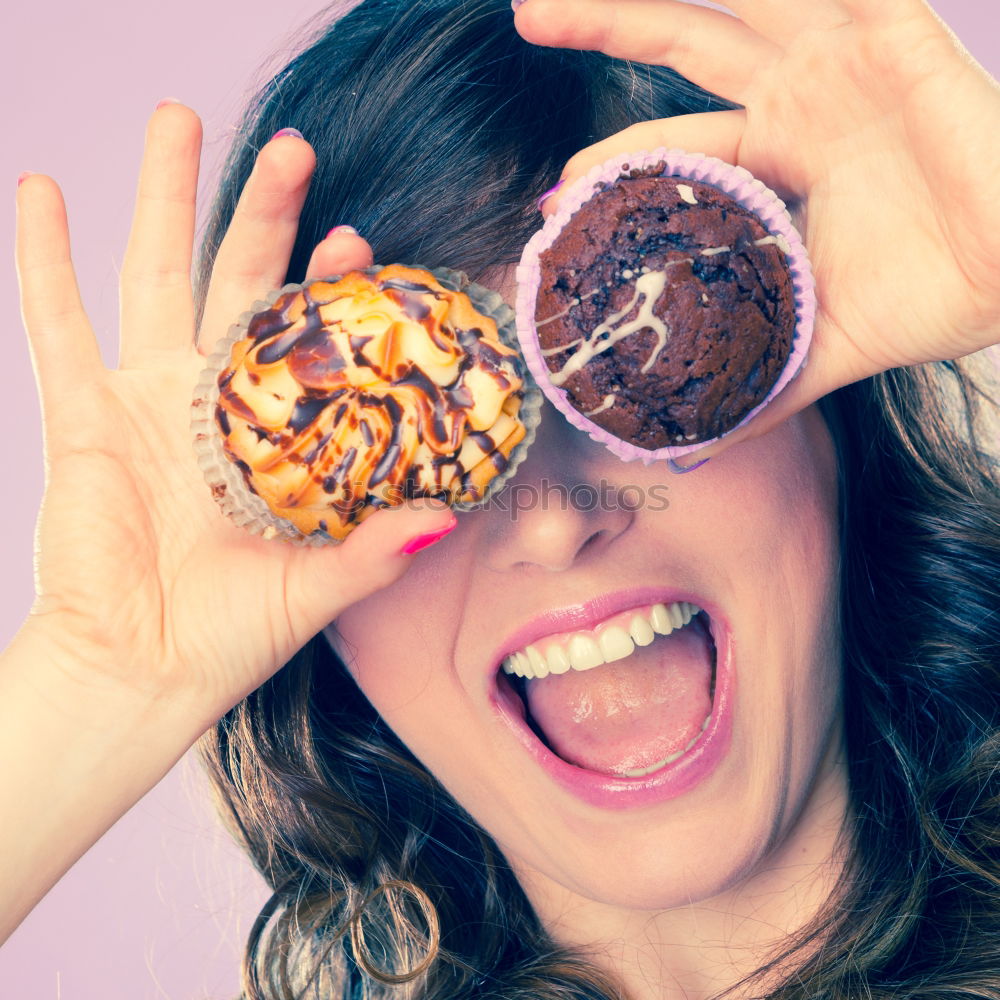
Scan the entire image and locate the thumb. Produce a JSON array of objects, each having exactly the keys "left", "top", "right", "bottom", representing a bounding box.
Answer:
[
  {"left": 305, "top": 226, "right": 374, "bottom": 281},
  {"left": 283, "top": 500, "right": 458, "bottom": 637},
  {"left": 538, "top": 110, "right": 751, "bottom": 218}
]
